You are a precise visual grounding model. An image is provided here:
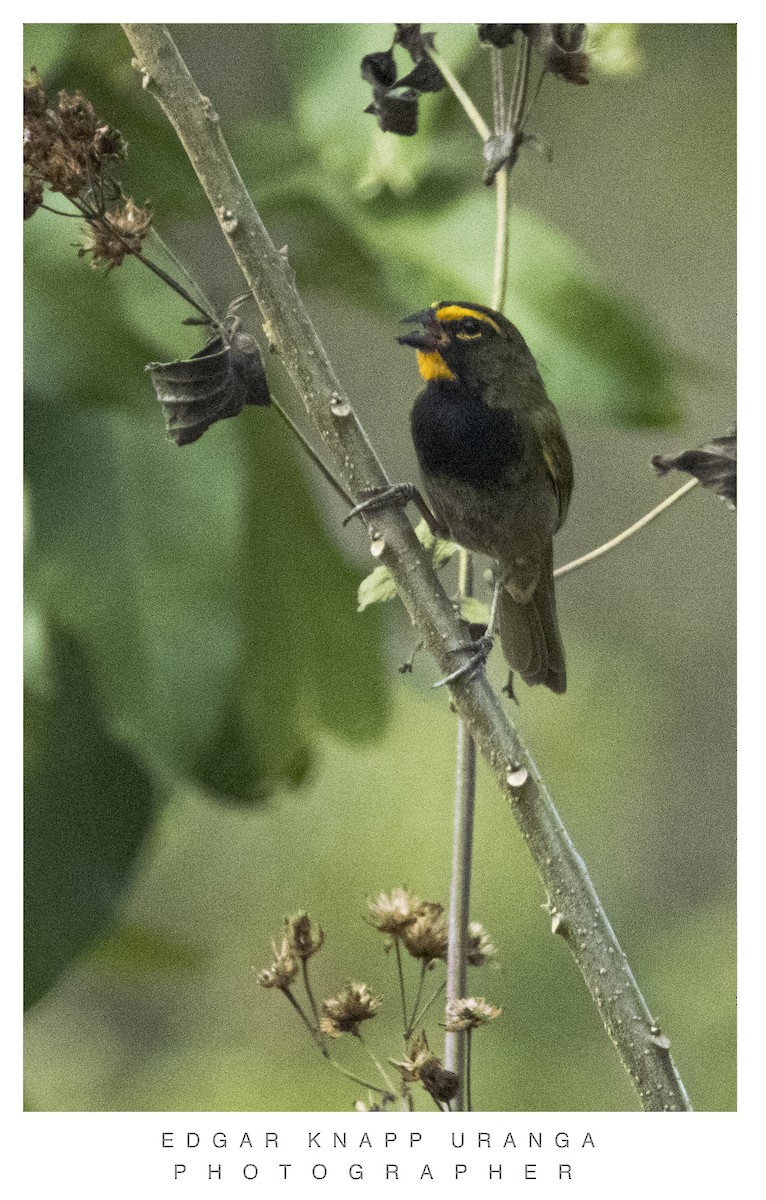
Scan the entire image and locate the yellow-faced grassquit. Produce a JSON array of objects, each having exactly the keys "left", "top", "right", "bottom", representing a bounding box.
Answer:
[{"left": 396, "top": 302, "right": 573, "bottom": 695}]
